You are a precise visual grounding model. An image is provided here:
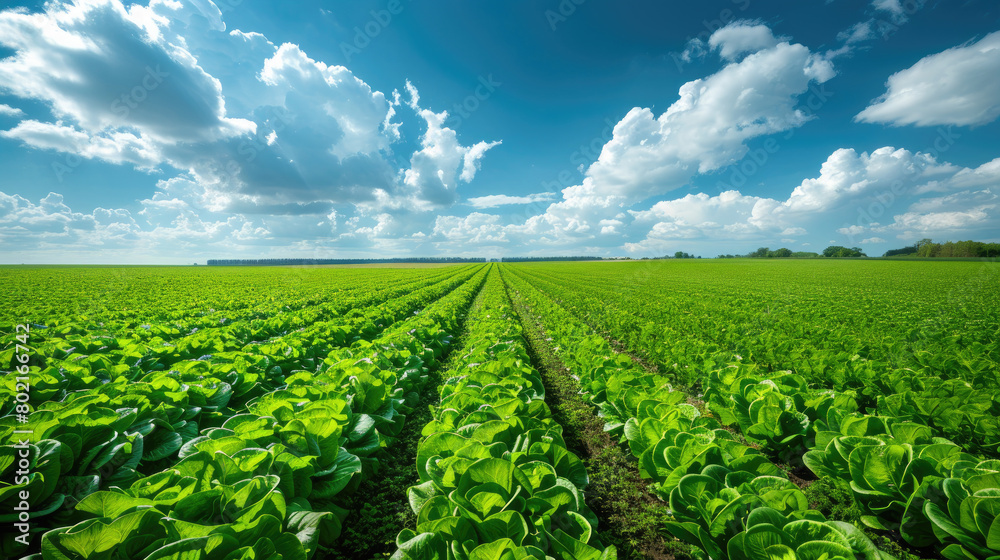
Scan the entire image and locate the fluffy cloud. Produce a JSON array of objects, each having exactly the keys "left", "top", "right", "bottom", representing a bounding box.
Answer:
[
  {"left": 781, "top": 147, "right": 957, "bottom": 213},
  {"left": 5, "top": 145, "right": 994, "bottom": 260},
  {"left": 258, "top": 43, "right": 396, "bottom": 158},
  {"left": 399, "top": 83, "right": 501, "bottom": 209},
  {"left": 587, "top": 35, "right": 833, "bottom": 200},
  {"left": 0, "top": 104, "right": 24, "bottom": 117},
  {"left": 1, "top": 120, "right": 161, "bottom": 168},
  {"left": 0, "top": 0, "right": 253, "bottom": 142},
  {"left": 623, "top": 147, "right": 1000, "bottom": 253},
  {"left": 871, "top": 0, "right": 908, "bottom": 24},
  {"left": 708, "top": 22, "right": 782, "bottom": 61},
  {"left": 0, "top": 0, "right": 499, "bottom": 221},
  {"left": 875, "top": 207, "right": 994, "bottom": 235},
  {"left": 432, "top": 213, "right": 507, "bottom": 245},
  {"left": 865, "top": 188, "right": 999, "bottom": 239},
  {"left": 0, "top": 192, "right": 96, "bottom": 236},
  {"left": 0, "top": 187, "right": 451, "bottom": 262},
  {"left": 856, "top": 31, "right": 1000, "bottom": 127},
  {"left": 467, "top": 193, "right": 555, "bottom": 209},
  {"left": 523, "top": 21, "right": 834, "bottom": 244}
]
